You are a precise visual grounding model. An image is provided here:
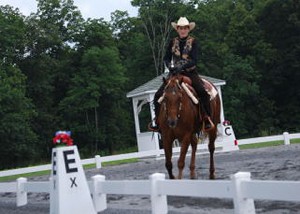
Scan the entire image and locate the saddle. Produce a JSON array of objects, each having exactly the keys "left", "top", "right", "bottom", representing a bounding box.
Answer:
[
  {"left": 180, "top": 75, "right": 216, "bottom": 132},
  {"left": 179, "top": 75, "right": 218, "bottom": 101},
  {"left": 201, "top": 78, "right": 218, "bottom": 100}
]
